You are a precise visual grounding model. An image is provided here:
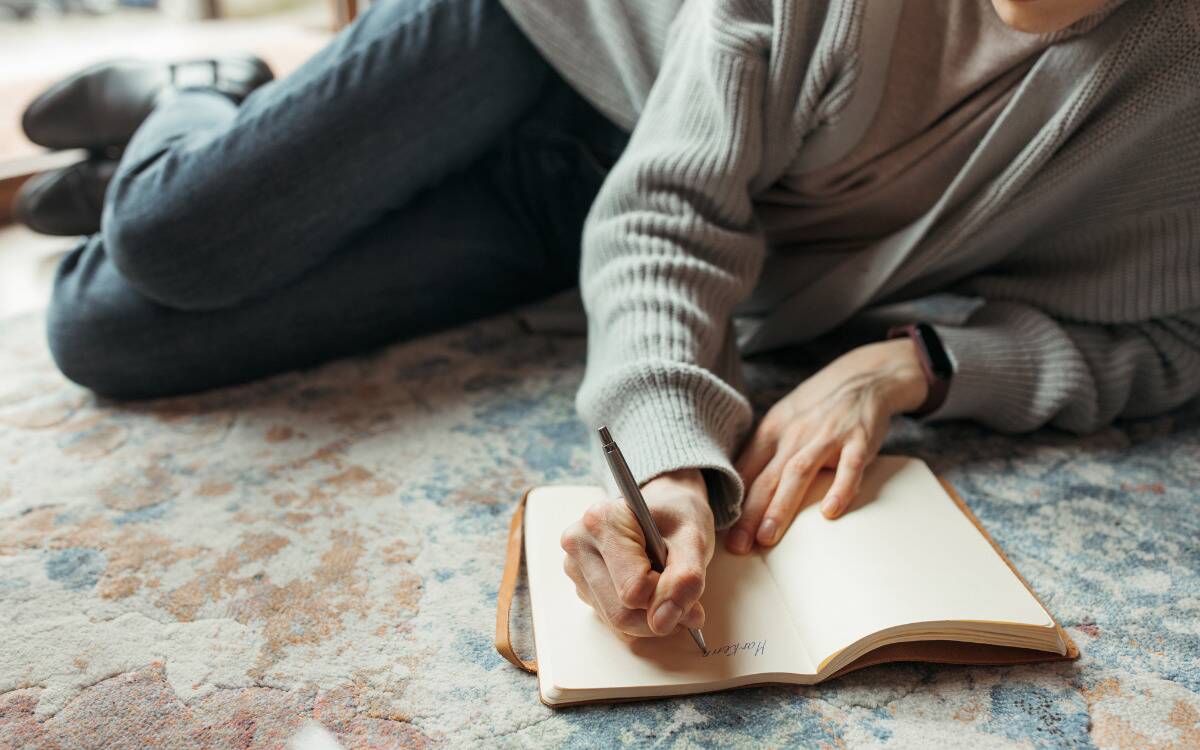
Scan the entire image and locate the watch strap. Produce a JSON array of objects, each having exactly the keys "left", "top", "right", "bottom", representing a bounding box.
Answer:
[{"left": 887, "top": 323, "right": 951, "bottom": 418}]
